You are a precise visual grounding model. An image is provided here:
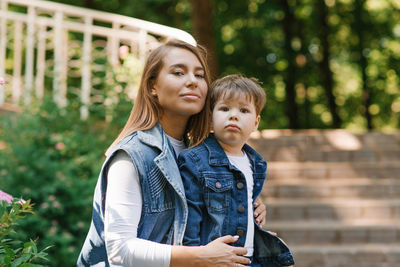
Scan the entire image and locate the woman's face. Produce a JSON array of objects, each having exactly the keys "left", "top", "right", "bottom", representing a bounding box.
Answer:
[{"left": 152, "top": 47, "right": 208, "bottom": 120}]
